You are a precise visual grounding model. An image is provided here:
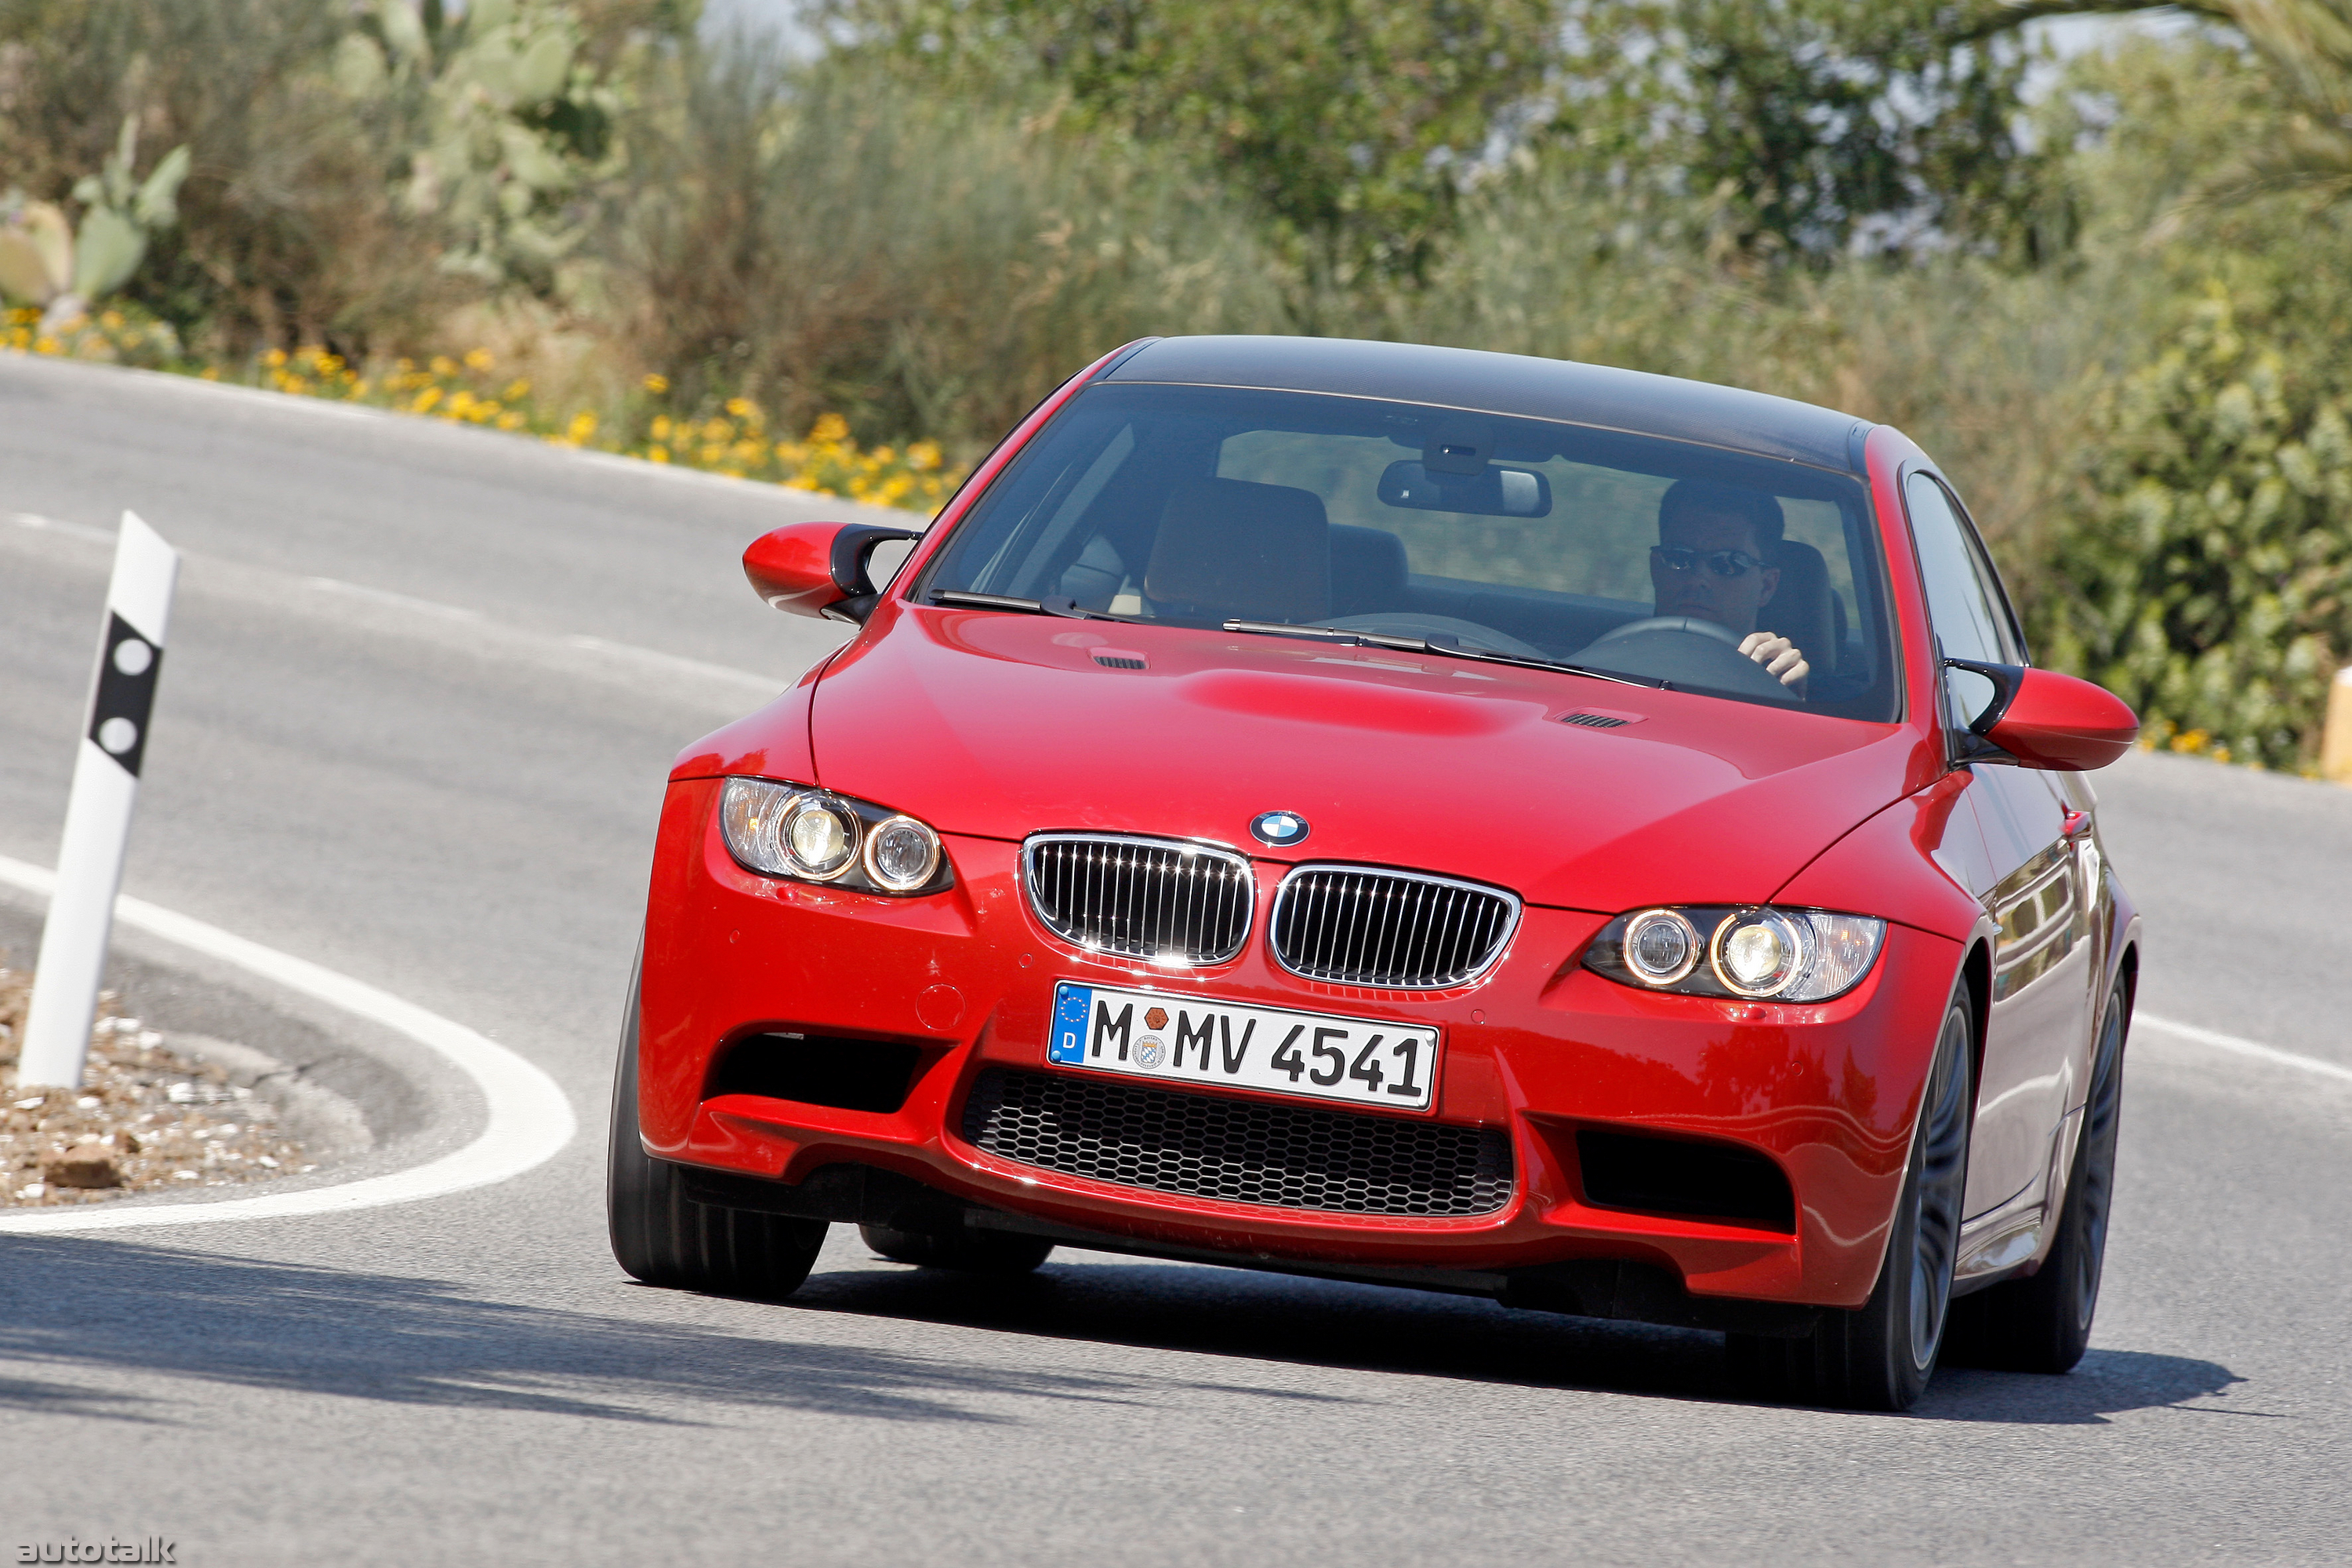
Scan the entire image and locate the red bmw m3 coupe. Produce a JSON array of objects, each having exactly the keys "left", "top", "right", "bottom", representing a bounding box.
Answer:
[{"left": 609, "top": 336, "right": 2142, "bottom": 1410}]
